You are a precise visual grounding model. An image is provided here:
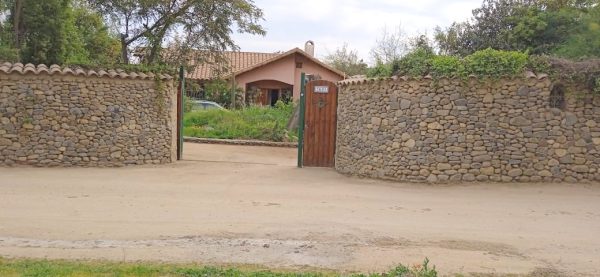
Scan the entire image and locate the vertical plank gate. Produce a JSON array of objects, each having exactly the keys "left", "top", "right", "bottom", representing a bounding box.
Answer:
[{"left": 302, "top": 80, "right": 338, "bottom": 167}]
